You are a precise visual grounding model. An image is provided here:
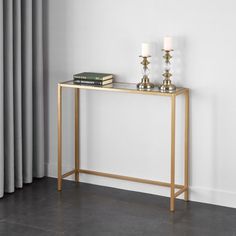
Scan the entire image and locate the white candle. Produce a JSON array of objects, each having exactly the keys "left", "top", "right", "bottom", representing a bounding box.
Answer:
[
  {"left": 141, "top": 43, "right": 150, "bottom": 57},
  {"left": 163, "top": 36, "right": 173, "bottom": 51}
]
